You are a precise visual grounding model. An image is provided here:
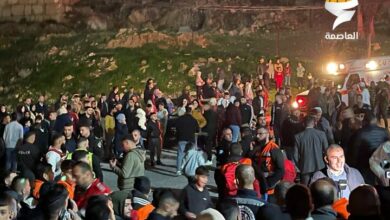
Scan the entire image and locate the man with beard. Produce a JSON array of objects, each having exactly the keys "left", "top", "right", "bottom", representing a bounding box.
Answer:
[{"left": 251, "top": 126, "right": 285, "bottom": 195}]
